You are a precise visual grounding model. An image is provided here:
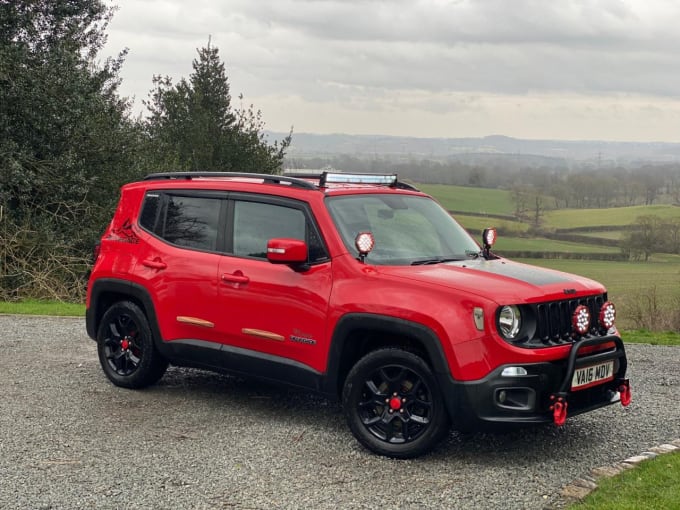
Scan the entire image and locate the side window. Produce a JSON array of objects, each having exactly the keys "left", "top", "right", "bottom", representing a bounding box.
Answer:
[
  {"left": 162, "top": 195, "right": 221, "bottom": 251},
  {"left": 140, "top": 193, "right": 221, "bottom": 252},
  {"left": 233, "top": 201, "right": 309, "bottom": 259},
  {"left": 139, "top": 193, "right": 161, "bottom": 233}
]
